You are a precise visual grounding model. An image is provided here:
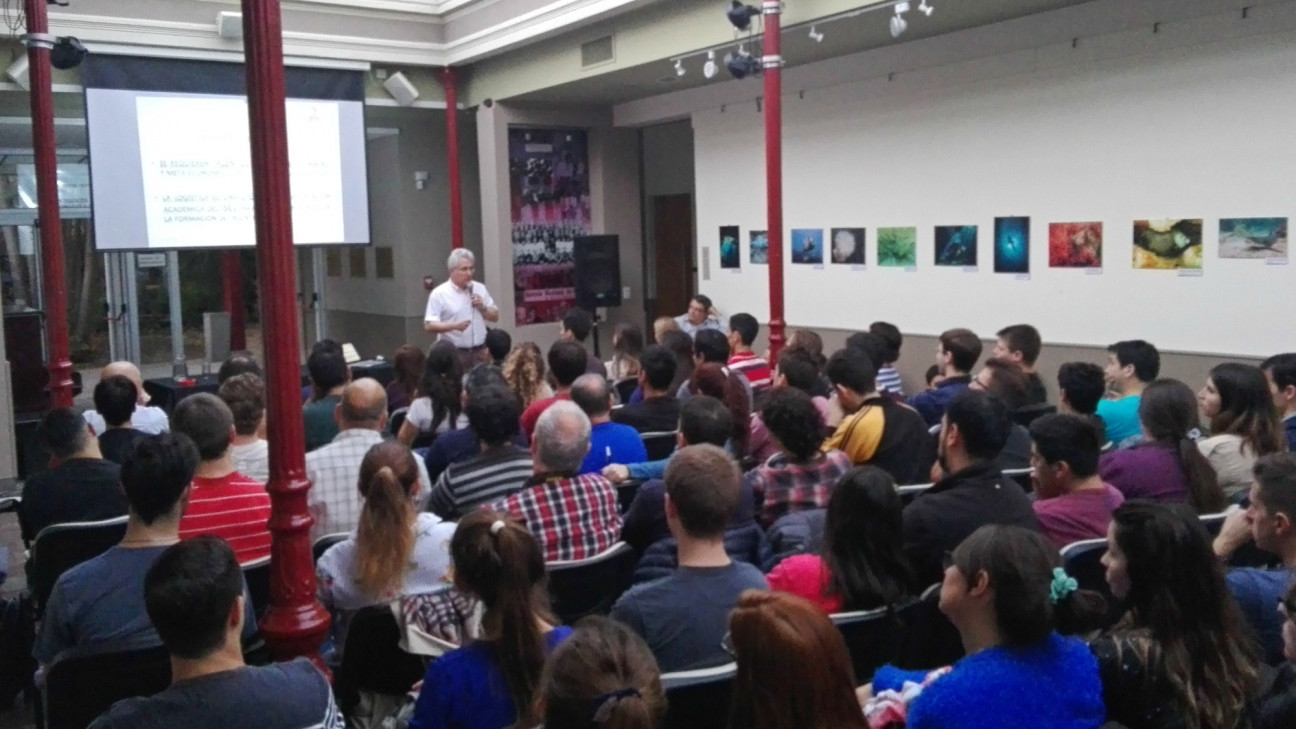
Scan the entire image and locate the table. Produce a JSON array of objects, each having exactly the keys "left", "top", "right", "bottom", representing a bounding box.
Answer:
[
  {"left": 350, "top": 359, "right": 395, "bottom": 387},
  {"left": 143, "top": 374, "right": 221, "bottom": 413}
]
